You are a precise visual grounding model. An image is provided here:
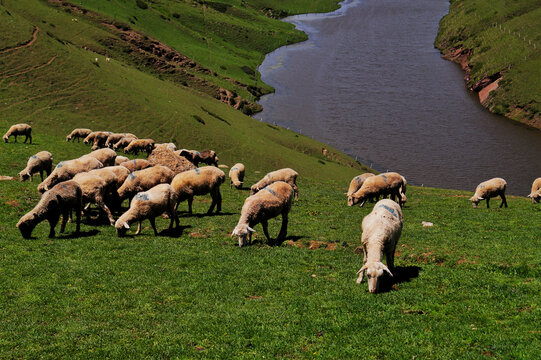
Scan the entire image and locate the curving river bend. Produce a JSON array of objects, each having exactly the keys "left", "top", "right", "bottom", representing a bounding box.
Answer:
[{"left": 256, "top": 0, "right": 541, "bottom": 194}]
